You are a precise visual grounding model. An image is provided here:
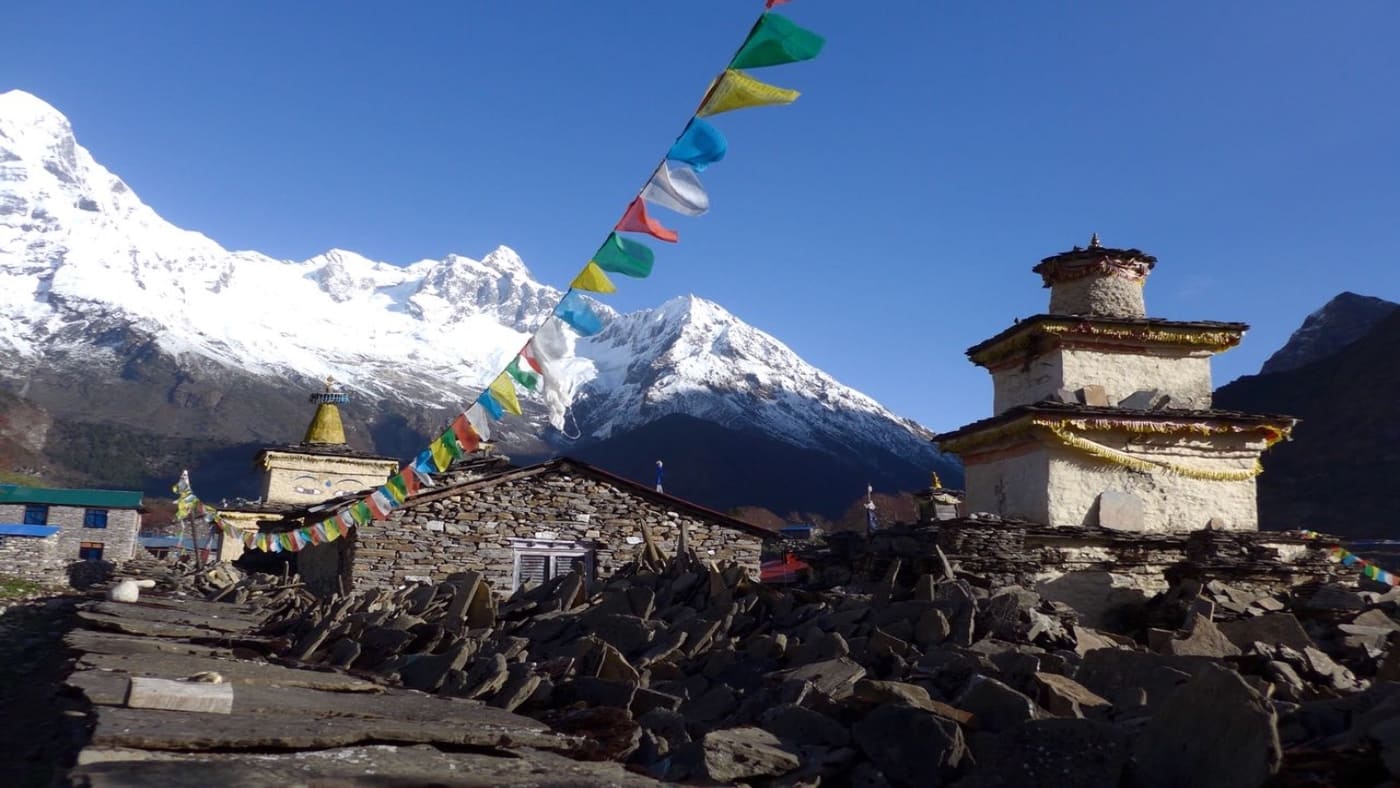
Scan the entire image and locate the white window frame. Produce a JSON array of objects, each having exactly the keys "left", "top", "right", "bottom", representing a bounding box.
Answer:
[{"left": 510, "top": 537, "right": 594, "bottom": 589}]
